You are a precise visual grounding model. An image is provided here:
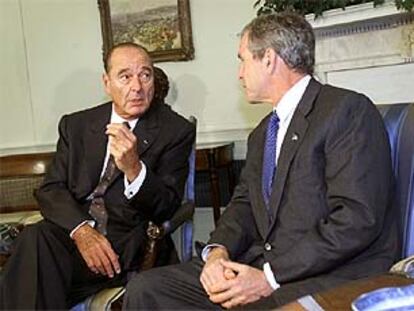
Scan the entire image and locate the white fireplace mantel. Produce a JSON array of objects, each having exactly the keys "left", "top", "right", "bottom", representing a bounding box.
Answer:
[
  {"left": 307, "top": 0, "right": 402, "bottom": 29},
  {"left": 306, "top": 1, "right": 414, "bottom": 78},
  {"left": 306, "top": 1, "right": 414, "bottom": 106}
]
